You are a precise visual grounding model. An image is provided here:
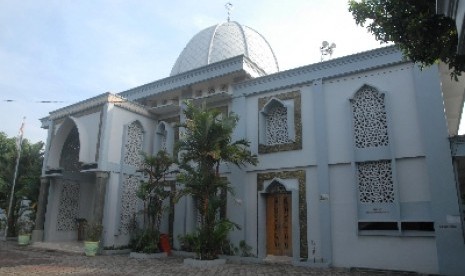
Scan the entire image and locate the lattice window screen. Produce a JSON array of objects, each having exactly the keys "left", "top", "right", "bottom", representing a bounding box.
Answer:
[
  {"left": 266, "top": 181, "right": 287, "bottom": 193},
  {"left": 123, "top": 122, "right": 143, "bottom": 167},
  {"left": 265, "top": 105, "right": 292, "bottom": 145},
  {"left": 119, "top": 175, "right": 139, "bottom": 234},
  {"left": 160, "top": 130, "right": 167, "bottom": 151},
  {"left": 56, "top": 180, "right": 80, "bottom": 231},
  {"left": 351, "top": 86, "right": 389, "bottom": 148},
  {"left": 60, "top": 126, "right": 80, "bottom": 172},
  {"left": 357, "top": 160, "right": 395, "bottom": 203}
]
